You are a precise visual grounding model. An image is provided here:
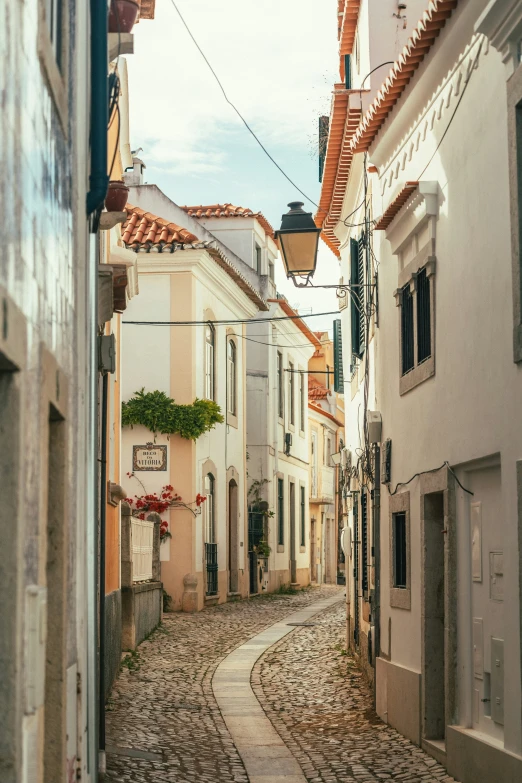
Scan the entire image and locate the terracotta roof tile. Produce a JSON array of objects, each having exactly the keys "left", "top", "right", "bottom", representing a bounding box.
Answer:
[
  {"left": 351, "top": 0, "right": 459, "bottom": 153},
  {"left": 339, "top": 1, "right": 362, "bottom": 81},
  {"left": 315, "top": 87, "right": 361, "bottom": 255},
  {"left": 374, "top": 182, "right": 418, "bottom": 230},
  {"left": 122, "top": 205, "right": 268, "bottom": 311},
  {"left": 181, "top": 203, "right": 275, "bottom": 239},
  {"left": 122, "top": 205, "right": 199, "bottom": 246},
  {"left": 136, "top": 0, "right": 155, "bottom": 21},
  {"left": 308, "top": 375, "right": 330, "bottom": 400}
]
